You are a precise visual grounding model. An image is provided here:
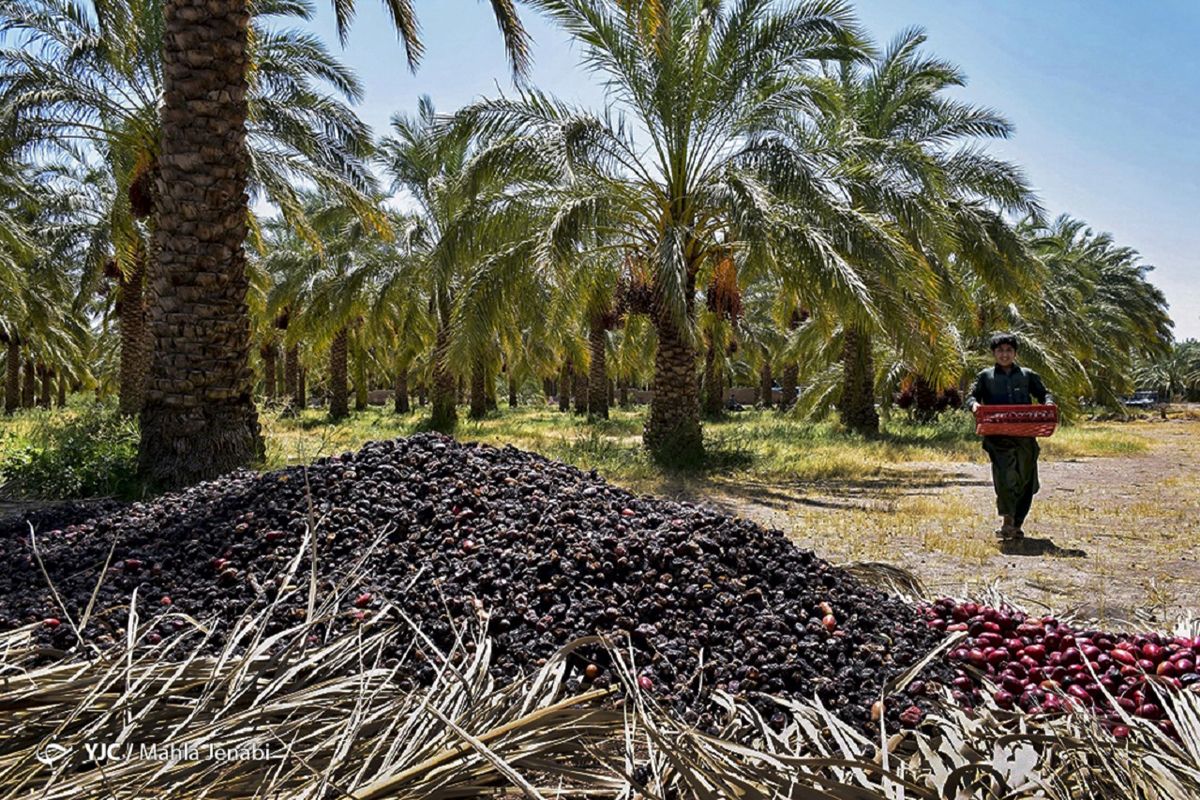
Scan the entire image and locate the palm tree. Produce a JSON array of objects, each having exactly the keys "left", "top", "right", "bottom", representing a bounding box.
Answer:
[
  {"left": 378, "top": 96, "right": 545, "bottom": 430},
  {"left": 609, "top": 313, "right": 654, "bottom": 408},
  {"left": 0, "top": 170, "right": 91, "bottom": 413},
  {"left": 698, "top": 252, "right": 742, "bottom": 417},
  {"left": 263, "top": 193, "right": 394, "bottom": 420},
  {"left": 0, "top": 0, "right": 386, "bottom": 446},
  {"left": 377, "top": 98, "right": 471, "bottom": 430},
  {"left": 1135, "top": 341, "right": 1200, "bottom": 402},
  {"left": 0, "top": 0, "right": 527, "bottom": 484},
  {"left": 0, "top": 160, "right": 36, "bottom": 414},
  {"left": 374, "top": 283, "right": 433, "bottom": 415},
  {"left": 535, "top": 249, "right": 624, "bottom": 420},
  {"left": 459, "top": 0, "right": 898, "bottom": 460},
  {"left": 985, "top": 215, "right": 1173, "bottom": 411},
  {"left": 143, "top": 0, "right": 527, "bottom": 482},
  {"left": 792, "top": 27, "right": 1039, "bottom": 433}
]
